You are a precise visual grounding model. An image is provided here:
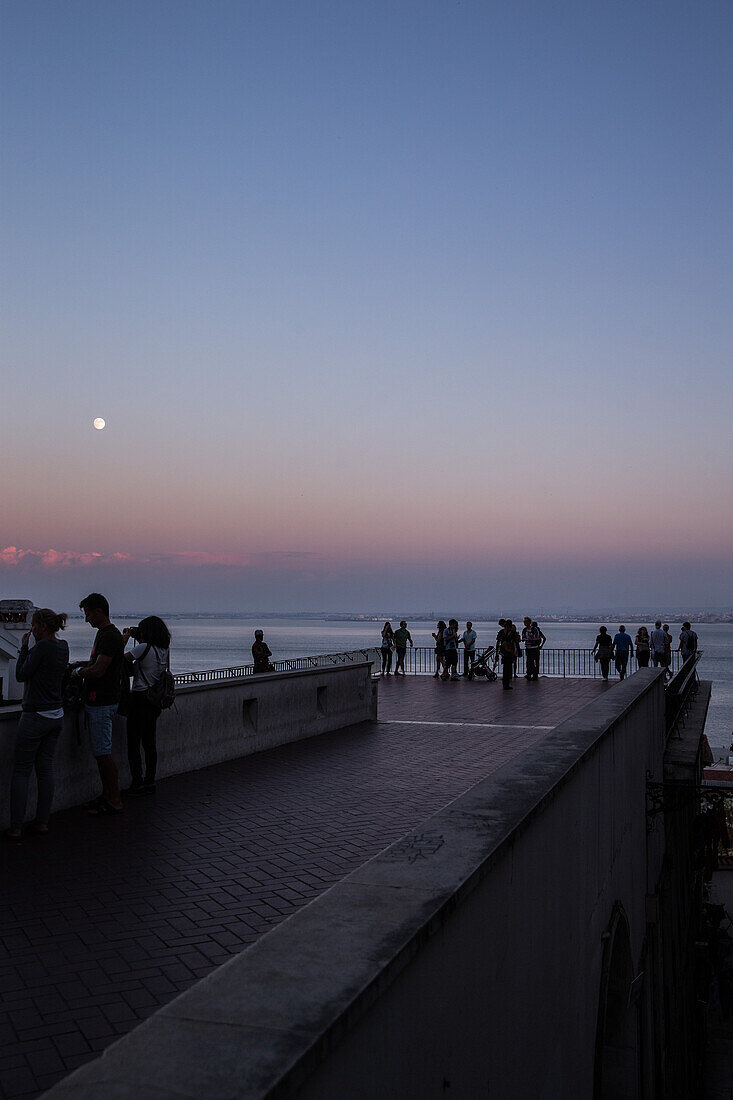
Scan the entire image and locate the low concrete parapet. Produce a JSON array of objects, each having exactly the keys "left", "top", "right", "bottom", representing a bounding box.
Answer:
[
  {"left": 40, "top": 669, "right": 701, "bottom": 1099},
  {"left": 0, "top": 662, "right": 377, "bottom": 829}
]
